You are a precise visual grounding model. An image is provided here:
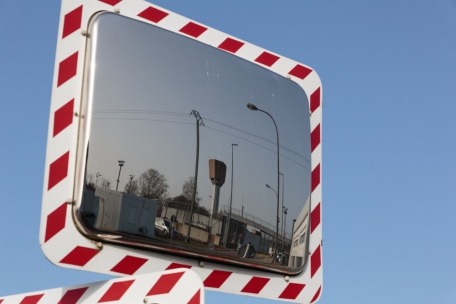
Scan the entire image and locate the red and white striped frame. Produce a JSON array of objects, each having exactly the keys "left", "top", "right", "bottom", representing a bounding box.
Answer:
[
  {"left": 0, "top": 268, "right": 204, "bottom": 303},
  {"left": 40, "top": 1, "right": 323, "bottom": 303}
]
